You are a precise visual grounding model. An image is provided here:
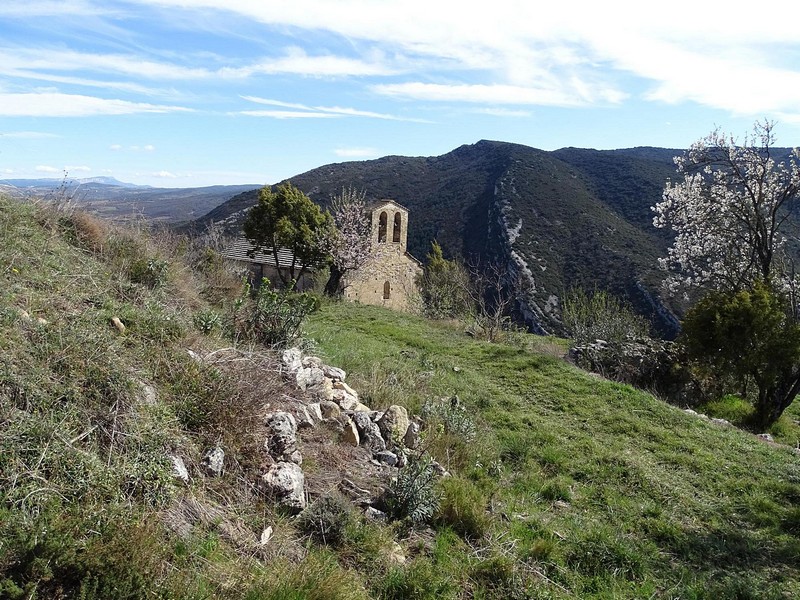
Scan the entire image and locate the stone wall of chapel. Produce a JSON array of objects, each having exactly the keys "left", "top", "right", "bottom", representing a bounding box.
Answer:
[{"left": 344, "top": 242, "right": 421, "bottom": 311}]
